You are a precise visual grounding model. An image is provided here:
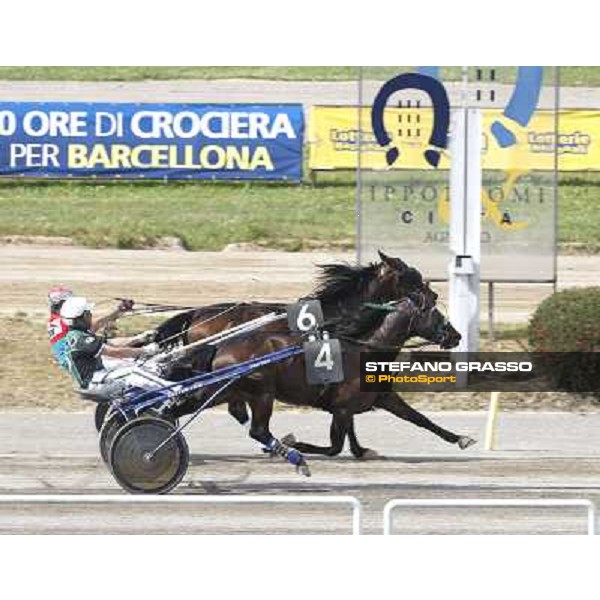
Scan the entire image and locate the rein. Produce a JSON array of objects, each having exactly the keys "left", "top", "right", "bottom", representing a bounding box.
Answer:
[
  {"left": 115, "top": 299, "right": 207, "bottom": 316},
  {"left": 118, "top": 294, "right": 443, "bottom": 353},
  {"left": 335, "top": 334, "right": 435, "bottom": 352},
  {"left": 112, "top": 299, "right": 249, "bottom": 346},
  {"left": 157, "top": 303, "right": 244, "bottom": 347}
]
